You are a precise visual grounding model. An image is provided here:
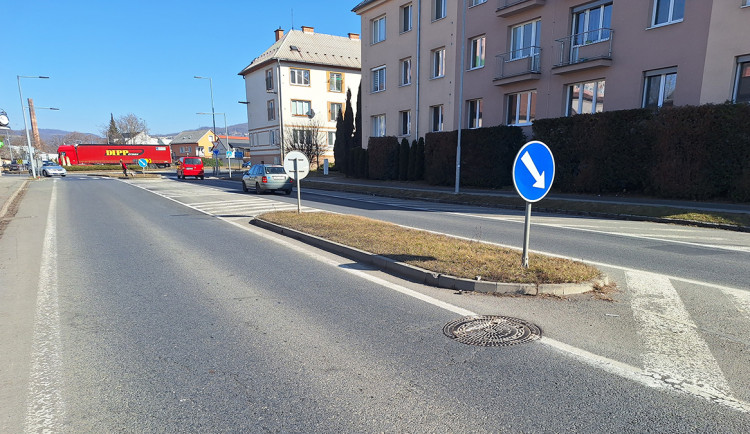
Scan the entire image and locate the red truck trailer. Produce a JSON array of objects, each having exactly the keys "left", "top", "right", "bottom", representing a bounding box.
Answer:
[{"left": 58, "top": 144, "right": 172, "bottom": 167}]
